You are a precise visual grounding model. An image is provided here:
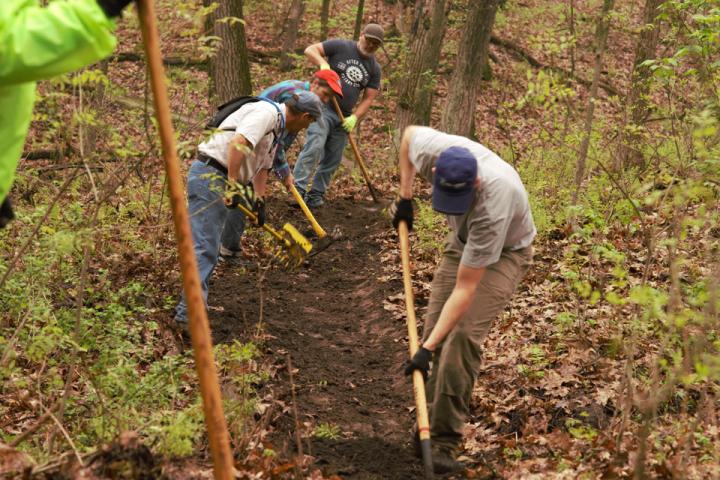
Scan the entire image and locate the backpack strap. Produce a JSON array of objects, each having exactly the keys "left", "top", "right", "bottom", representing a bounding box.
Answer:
[{"left": 257, "top": 97, "right": 285, "bottom": 149}]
